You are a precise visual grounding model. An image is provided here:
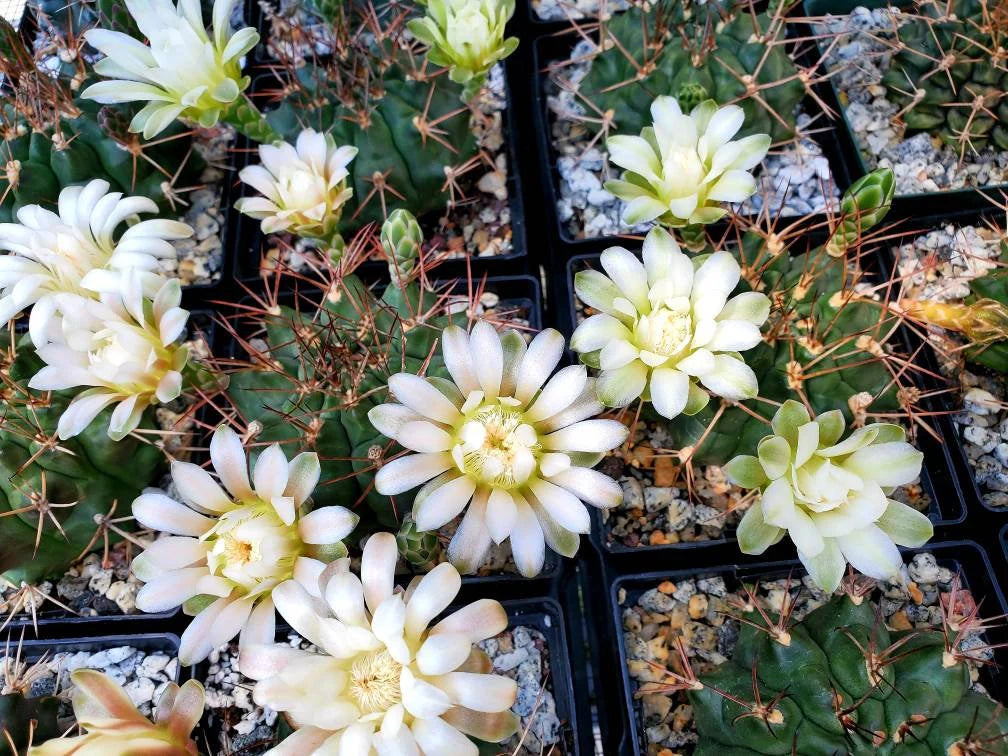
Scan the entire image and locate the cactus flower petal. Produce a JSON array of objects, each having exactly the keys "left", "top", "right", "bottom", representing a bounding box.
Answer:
[
  {"left": 236, "top": 128, "right": 357, "bottom": 249},
  {"left": 247, "top": 534, "right": 517, "bottom": 750},
  {"left": 606, "top": 96, "right": 770, "bottom": 228},
  {"left": 727, "top": 402, "right": 930, "bottom": 589},
  {"left": 82, "top": 0, "right": 257, "bottom": 137},
  {"left": 130, "top": 425, "right": 356, "bottom": 664},
  {"left": 570, "top": 227, "right": 769, "bottom": 418}
]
